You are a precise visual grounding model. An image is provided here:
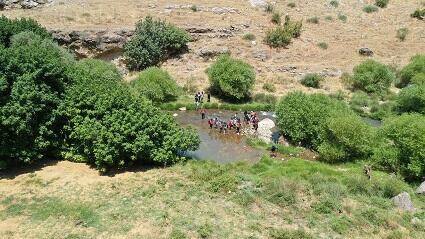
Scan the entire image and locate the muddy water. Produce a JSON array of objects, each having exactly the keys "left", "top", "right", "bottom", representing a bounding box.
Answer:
[{"left": 173, "top": 110, "right": 275, "bottom": 163}]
